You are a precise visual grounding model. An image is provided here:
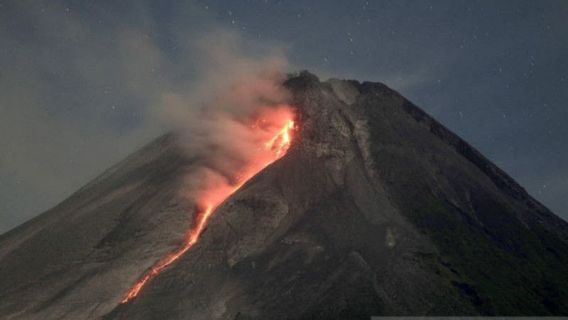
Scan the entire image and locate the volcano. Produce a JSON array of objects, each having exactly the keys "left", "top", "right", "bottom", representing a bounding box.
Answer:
[{"left": 1, "top": 71, "right": 568, "bottom": 319}]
